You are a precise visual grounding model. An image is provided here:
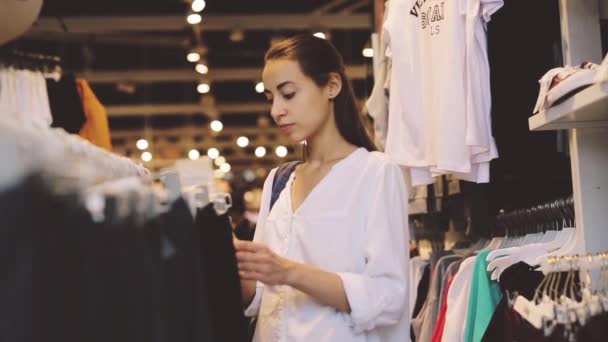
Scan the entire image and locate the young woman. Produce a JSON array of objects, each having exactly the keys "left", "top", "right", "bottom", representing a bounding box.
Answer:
[{"left": 233, "top": 35, "right": 410, "bottom": 341}]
